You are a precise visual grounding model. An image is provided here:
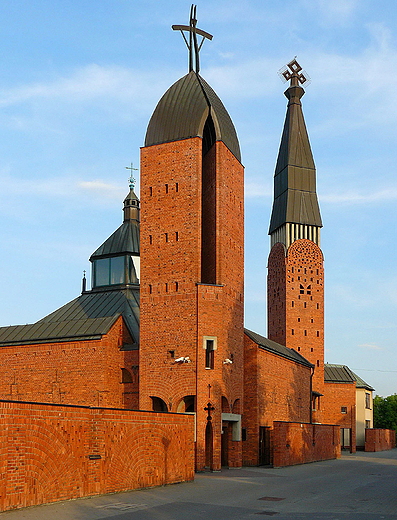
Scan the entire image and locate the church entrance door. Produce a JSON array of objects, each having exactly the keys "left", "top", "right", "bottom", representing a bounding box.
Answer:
[{"left": 259, "top": 426, "right": 271, "bottom": 465}]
